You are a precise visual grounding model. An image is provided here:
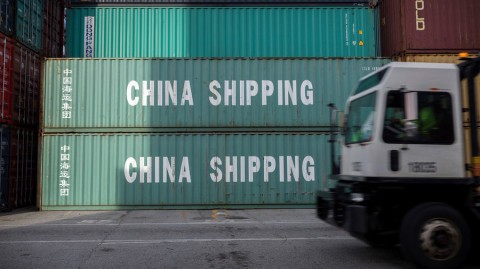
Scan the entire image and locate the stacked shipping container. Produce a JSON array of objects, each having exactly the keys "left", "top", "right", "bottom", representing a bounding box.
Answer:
[
  {"left": 0, "top": 0, "right": 66, "bottom": 211},
  {"left": 38, "top": 1, "right": 390, "bottom": 210},
  {"left": 378, "top": 0, "right": 480, "bottom": 57},
  {"left": 30, "top": 0, "right": 480, "bottom": 210},
  {"left": 40, "top": 58, "right": 390, "bottom": 209},
  {"left": 65, "top": 6, "right": 377, "bottom": 58}
]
